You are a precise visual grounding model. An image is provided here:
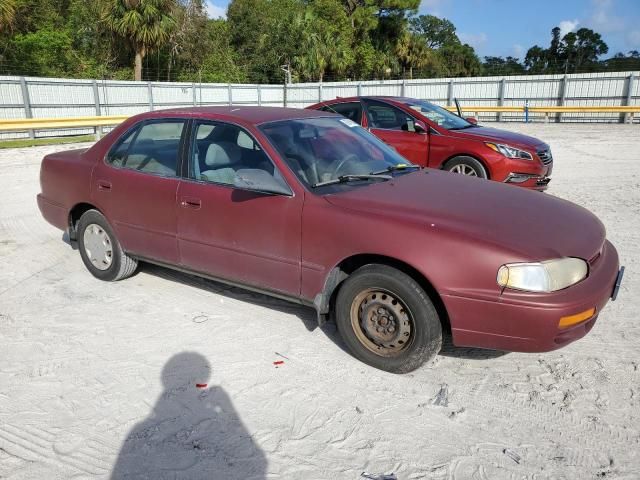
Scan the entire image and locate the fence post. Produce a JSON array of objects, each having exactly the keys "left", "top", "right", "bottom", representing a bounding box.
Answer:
[
  {"left": 401, "top": 79, "right": 406, "bottom": 97},
  {"left": 623, "top": 73, "right": 635, "bottom": 124},
  {"left": 257, "top": 84, "right": 262, "bottom": 106},
  {"left": 447, "top": 79, "right": 454, "bottom": 107},
  {"left": 19, "top": 76, "right": 35, "bottom": 139},
  {"left": 283, "top": 83, "right": 287, "bottom": 108},
  {"left": 498, "top": 78, "right": 506, "bottom": 122},
  {"left": 228, "top": 84, "right": 233, "bottom": 106},
  {"left": 192, "top": 83, "right": 197, "bottom": 106},
  {"left": 357, "top": 82, "right": 362, "bottom": 96},
  {"left": 318, "top": 83, "right": 323, "bottom": 103},
  {"left": 92, "top": 80, "right": 103, "bottom": 140},
  {"left": 524, "top": 100, "right": 529, "bottom": 123},
  {"left": 558, "top": 74, "right": 568, "bottom": 123},
  {"left": 147, "top": 82, "right": 154, "bottom": 111}
]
